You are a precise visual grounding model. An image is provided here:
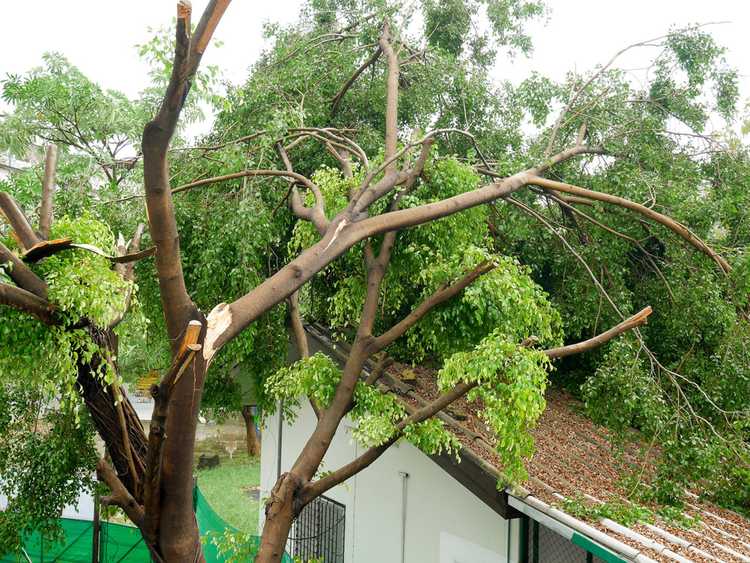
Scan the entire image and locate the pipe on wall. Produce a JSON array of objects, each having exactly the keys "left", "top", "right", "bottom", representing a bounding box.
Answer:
[
  {"left": 399, "top": 471, "right": 409, "bottom": 563},
  {"left": 276, "top": 400, "right": 283, "bottom": 480}
]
